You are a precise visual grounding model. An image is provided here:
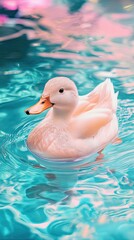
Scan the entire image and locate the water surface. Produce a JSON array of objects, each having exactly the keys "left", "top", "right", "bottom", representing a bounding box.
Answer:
[{"left": 0, "top": 0, "right": 134, "bottom": 239}]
